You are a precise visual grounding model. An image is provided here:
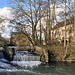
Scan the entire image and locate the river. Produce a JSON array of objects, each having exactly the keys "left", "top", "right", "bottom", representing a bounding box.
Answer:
[{"left": 0, "top": 50, "right": 75, "bottom": 75}]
